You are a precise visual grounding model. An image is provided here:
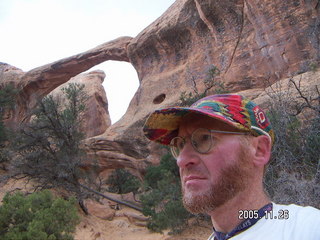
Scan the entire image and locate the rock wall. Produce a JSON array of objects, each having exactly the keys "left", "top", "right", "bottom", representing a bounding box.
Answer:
[
  {"left": 1, "top": 0, "right": 320, "bottom": 176},
  {"left": 86, "top": 0, "right": 320, "bottom": 173}
]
